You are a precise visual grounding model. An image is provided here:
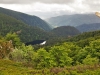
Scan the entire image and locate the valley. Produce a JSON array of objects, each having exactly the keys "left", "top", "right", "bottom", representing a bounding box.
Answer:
[{"left": 0, "top": 7, "right": 100, "bottom": 75}]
